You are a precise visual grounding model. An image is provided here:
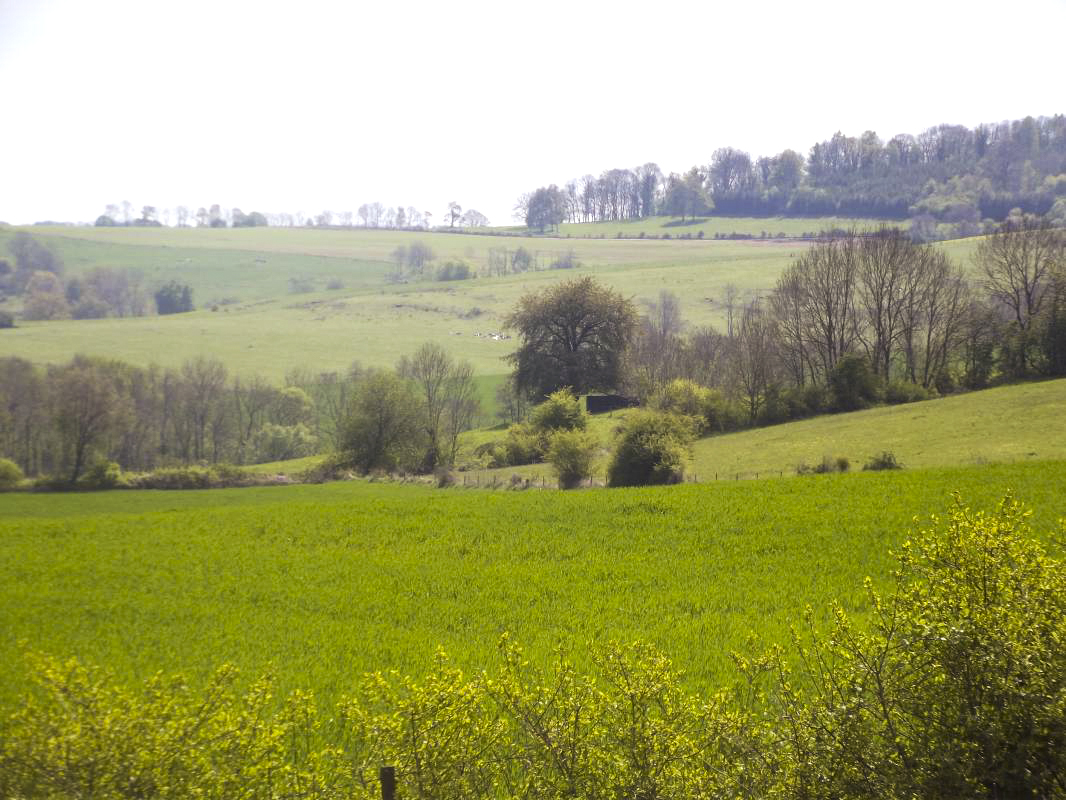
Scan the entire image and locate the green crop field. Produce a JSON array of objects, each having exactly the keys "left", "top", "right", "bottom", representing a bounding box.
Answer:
[
  {"left": 1, "top": 460, "right": 1063, "bottom": 713},
  {"left": 0, "top": 225, "right": 979, "bottom": 381}
]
